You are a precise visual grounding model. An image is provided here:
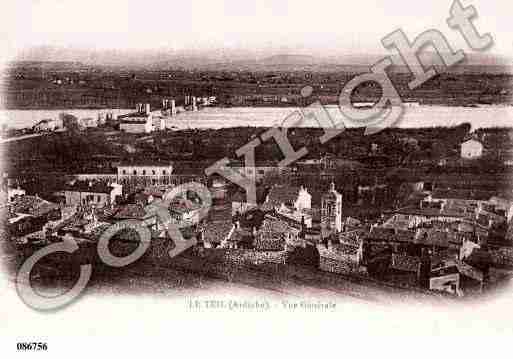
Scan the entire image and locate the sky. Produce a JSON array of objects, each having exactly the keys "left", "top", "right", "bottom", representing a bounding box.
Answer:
[{"left": 1, "top": 0, "right": 513, "bottom": 61}]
